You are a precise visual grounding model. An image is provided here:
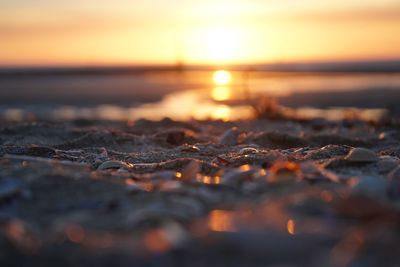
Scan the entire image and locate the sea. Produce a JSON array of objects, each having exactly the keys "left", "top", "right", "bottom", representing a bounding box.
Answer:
[{"left": 0, "top": 60, "right": 399, "bottom": 121}]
